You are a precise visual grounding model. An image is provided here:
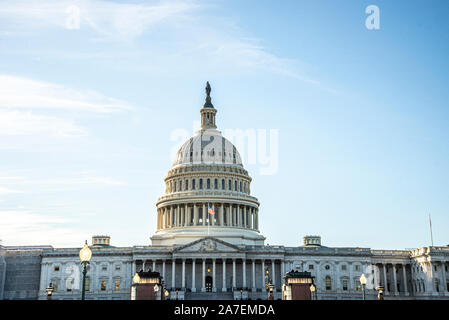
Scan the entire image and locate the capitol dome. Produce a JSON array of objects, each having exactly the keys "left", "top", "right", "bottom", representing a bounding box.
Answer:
[
  {"left": 150, "top": 82, "right": 265, "bottom": 246},
  {"left": 172, "top": 131, "right": 243, "bottom": 168}
]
